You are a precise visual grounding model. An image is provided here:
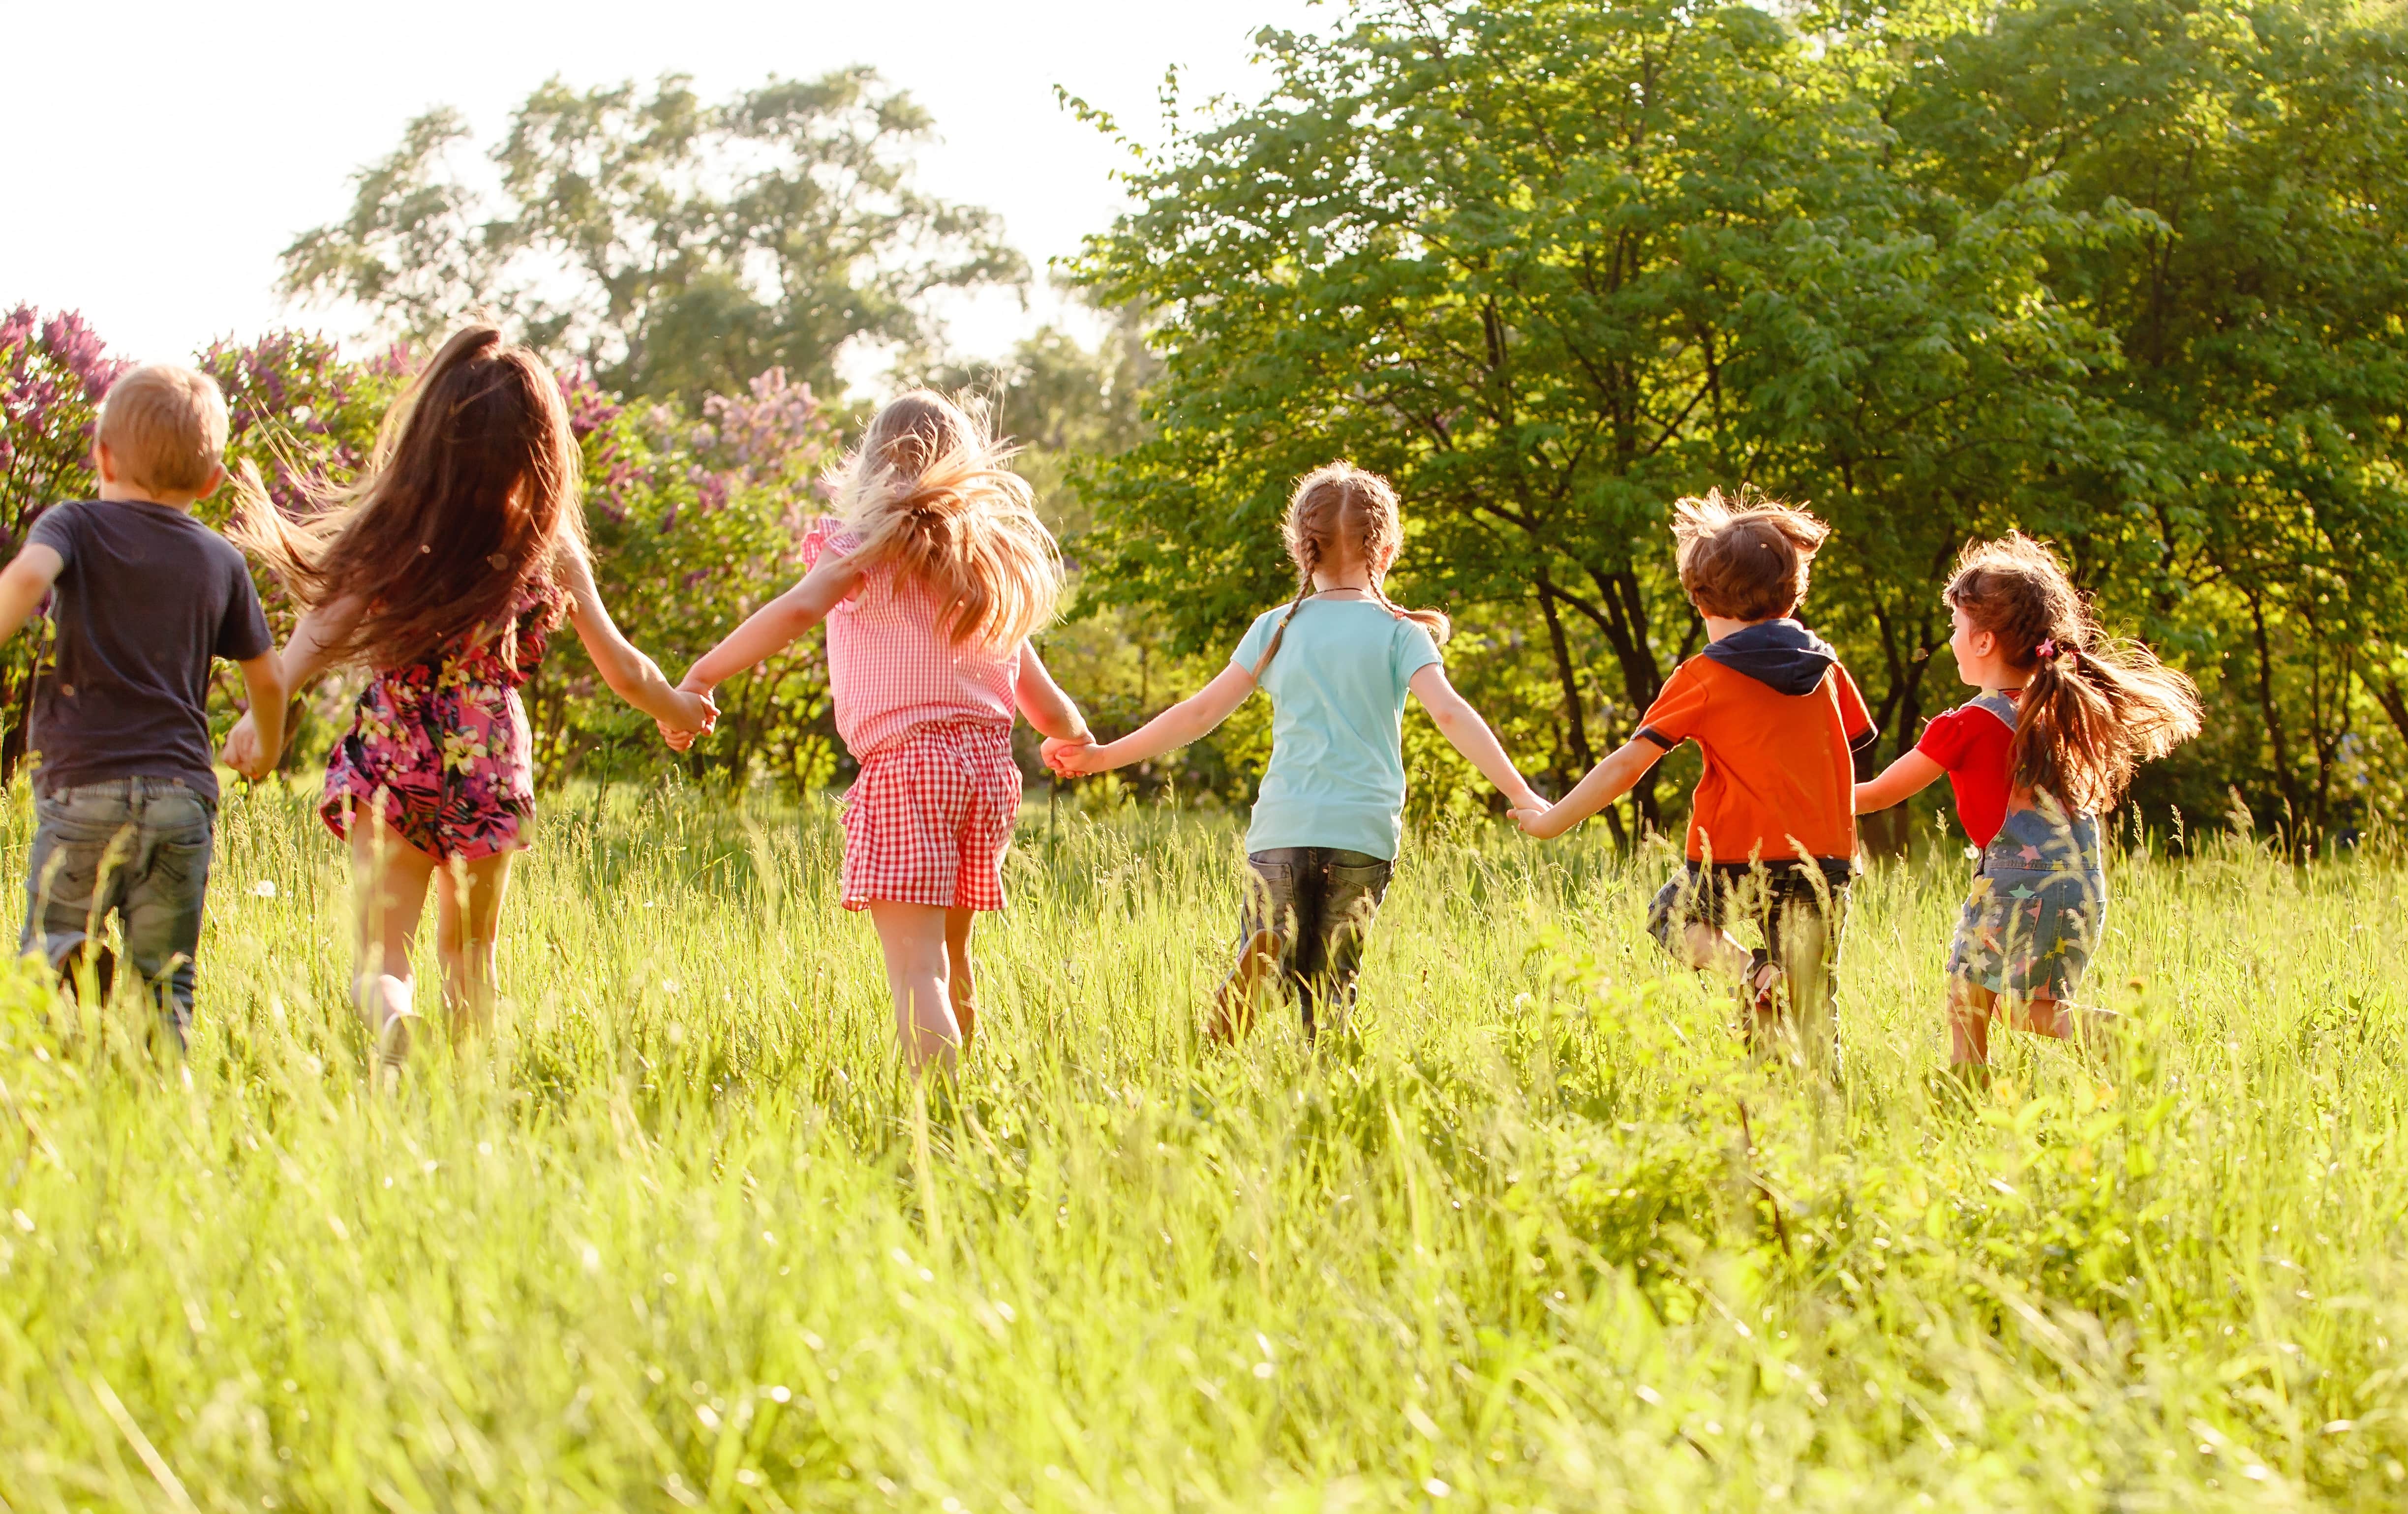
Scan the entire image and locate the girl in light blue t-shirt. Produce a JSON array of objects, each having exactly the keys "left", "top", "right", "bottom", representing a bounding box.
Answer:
[{"left": 1048, "top": 463, "right": 1542, "bottom": 1041}]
